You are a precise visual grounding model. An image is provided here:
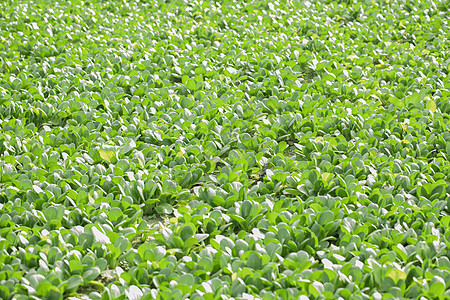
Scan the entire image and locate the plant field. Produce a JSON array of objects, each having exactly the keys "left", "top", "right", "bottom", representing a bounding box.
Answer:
[{"left": 1, "top": 0, "right": 450, "bottom": 299}]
